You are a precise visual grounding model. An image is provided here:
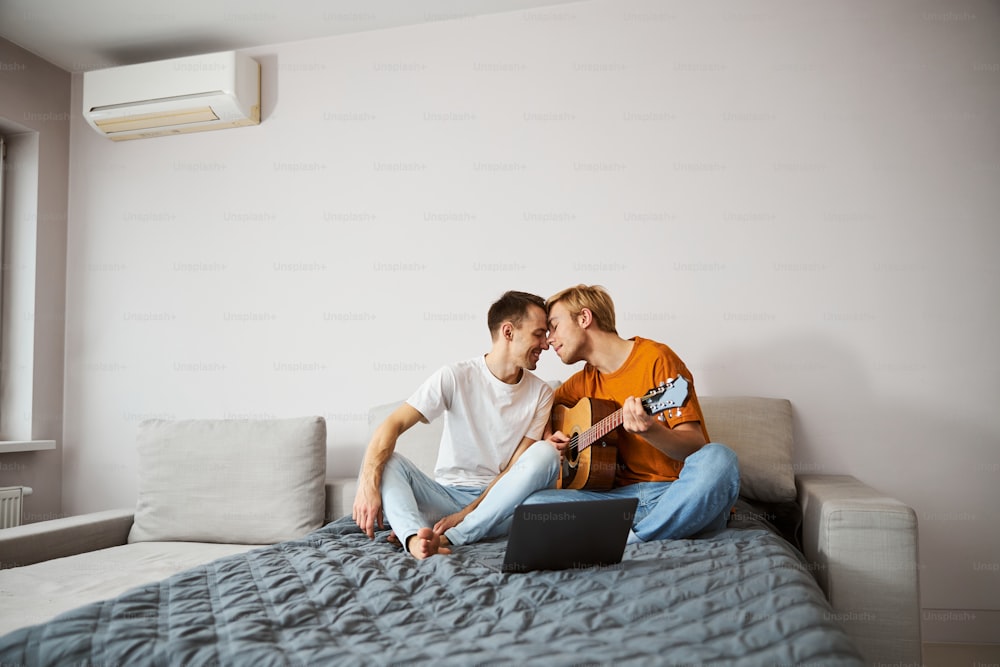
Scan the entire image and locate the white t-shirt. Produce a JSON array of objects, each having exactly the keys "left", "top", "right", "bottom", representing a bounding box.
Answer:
[{"left": 406, "top": 355, "right": 554, "bottom": 487}]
